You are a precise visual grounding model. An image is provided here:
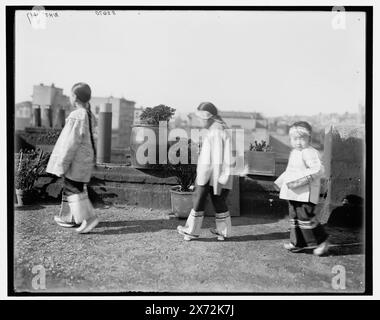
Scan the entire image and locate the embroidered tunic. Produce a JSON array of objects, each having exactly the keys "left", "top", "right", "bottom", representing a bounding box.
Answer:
[
  {"left": 46, "top": 107, "right": 95, "bottom": 183},
  {"left": 274, "top": 147, "right": 324, "bottom": 204},
  {"left": 196, "top": 122, "right": 233, "bottom": 195}
]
